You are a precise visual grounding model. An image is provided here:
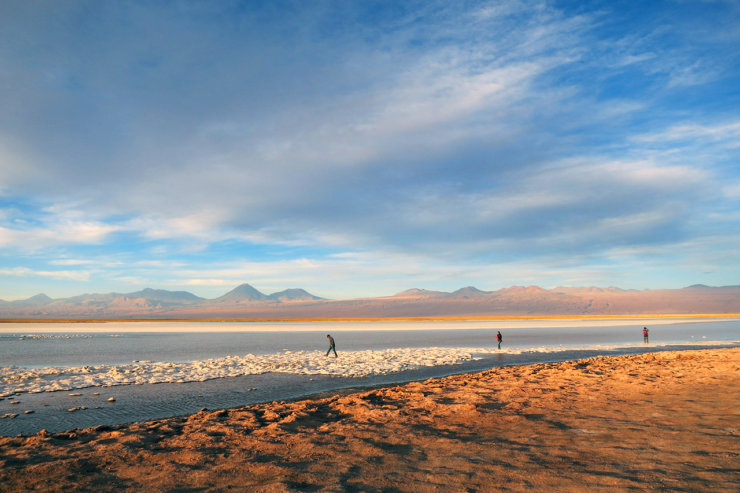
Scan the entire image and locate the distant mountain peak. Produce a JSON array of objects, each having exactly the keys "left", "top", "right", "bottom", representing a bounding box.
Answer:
[
  {"left": 215, "top": 283, "right": 267, "bottom": 302},
  {"left": 454, "top": 286, "right": 484, "bottom": 292},
  {"left": 126, "top": 288, "right": 204, "bottom": 302},
  {"left": 27, "top": 293, "right": 53, "bottom": 303},
  {"left": 452, "top": 286, "right": 489, "bottom": 298},
  {"left": 393, "top": 288, "right": 444, "bottom": 297},
  {"left": 267, "top": 288, "right": 322, "bottom": 301},
  {"left": 499, "top": 285, "right": 545, "bottom": 293}
]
